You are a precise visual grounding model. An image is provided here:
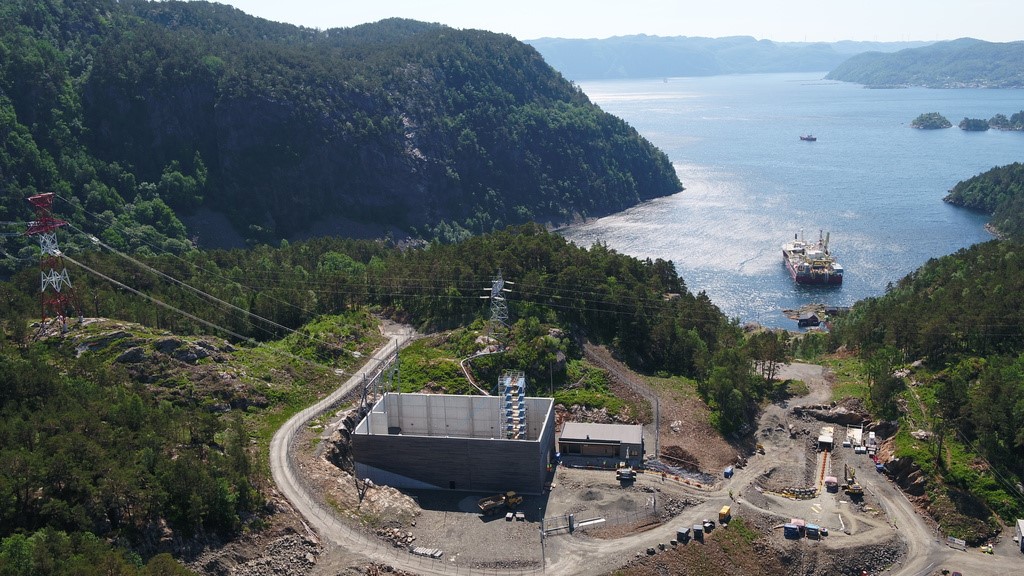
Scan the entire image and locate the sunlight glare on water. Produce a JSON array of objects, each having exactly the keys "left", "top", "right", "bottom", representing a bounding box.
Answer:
[{"left": 561, "top": 73, "right": 1022, "bottom": 327}]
